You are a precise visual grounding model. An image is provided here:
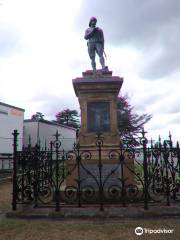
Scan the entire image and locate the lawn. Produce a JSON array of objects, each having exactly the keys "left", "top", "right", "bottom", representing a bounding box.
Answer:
[
  {"left": 0, "top": 181, "right": 180, "bottom": 240},
  {"left": 0, "top": 181, "right": 12, "bottom": 213}
]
